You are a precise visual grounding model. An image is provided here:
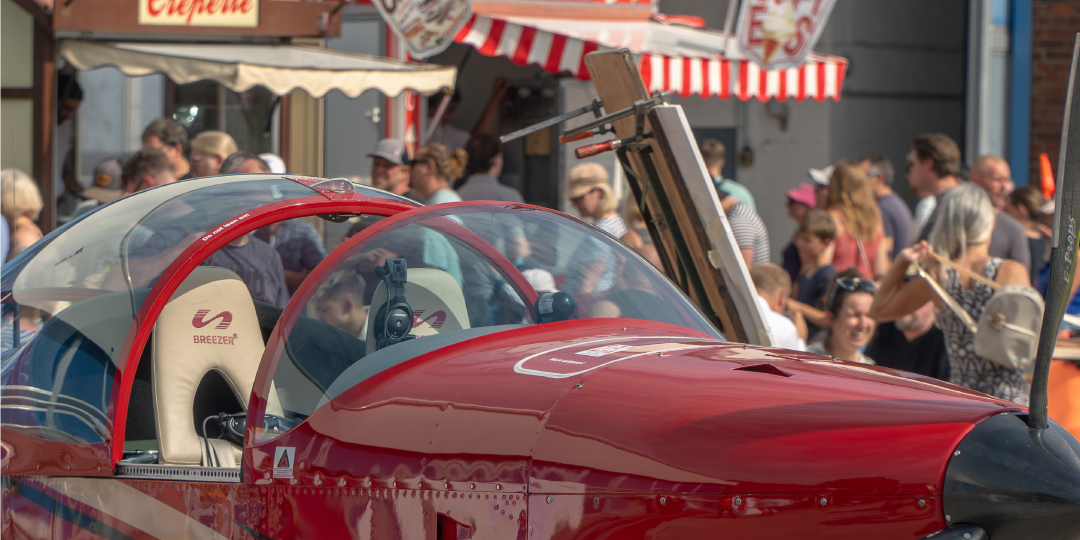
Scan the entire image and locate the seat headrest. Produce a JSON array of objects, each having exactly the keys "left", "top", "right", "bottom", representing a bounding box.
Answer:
[
  {"left": 366, "top": 268, "right": 469, "bottom": 355},
  {"left": 153, "top": 266, "right": 265, "bottom": 466}
]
